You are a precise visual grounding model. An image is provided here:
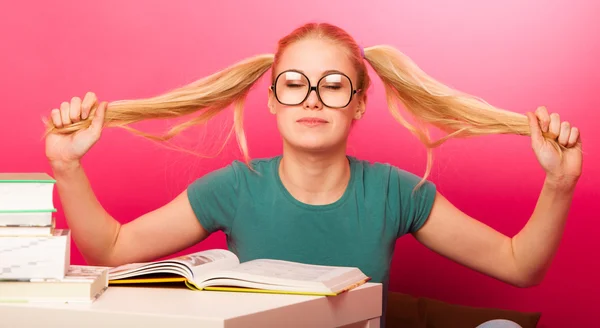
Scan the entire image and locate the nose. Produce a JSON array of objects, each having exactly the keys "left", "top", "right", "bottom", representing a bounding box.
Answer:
[{"left": 303, "top": 88, "right": 323, "bottom": 110}]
